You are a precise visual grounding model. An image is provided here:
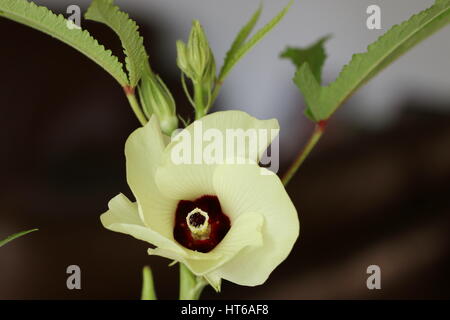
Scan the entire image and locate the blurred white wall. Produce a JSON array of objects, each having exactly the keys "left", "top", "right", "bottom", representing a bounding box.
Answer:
[{"left": 43, "top": 0, "right": 450, "bottom": 128}]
